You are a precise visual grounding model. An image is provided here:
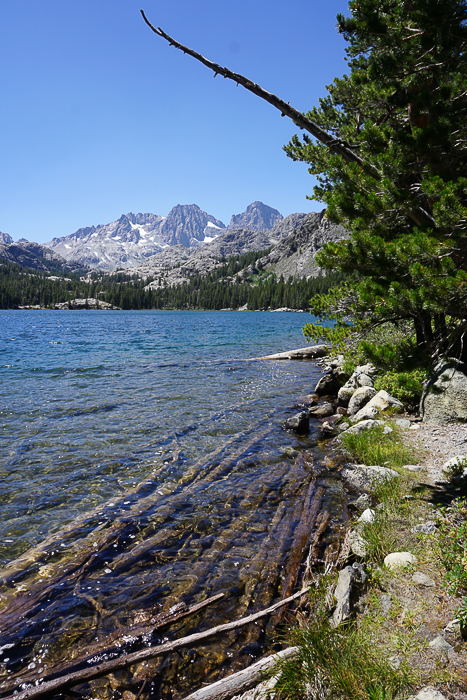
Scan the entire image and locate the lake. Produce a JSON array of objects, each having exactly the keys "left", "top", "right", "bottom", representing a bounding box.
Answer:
[{"left": 0, "top": 310, "right": 346, "bottom": 699}]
